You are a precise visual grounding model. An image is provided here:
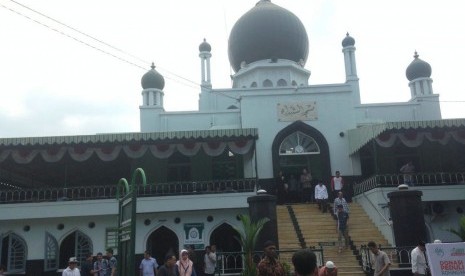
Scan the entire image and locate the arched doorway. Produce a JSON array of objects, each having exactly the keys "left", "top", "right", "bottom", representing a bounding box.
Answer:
[
  {"left": 146, "top": 226, "right": 179, "bottom": 265},
  {"left": 59, "top": 230, "right": 93, "bottom": 269},
  {"left": 272, "top": 121, "right": 331, "bottom": 202},
  {"left": 210, "top": 223, "right": 242, "bottom": 274}
]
